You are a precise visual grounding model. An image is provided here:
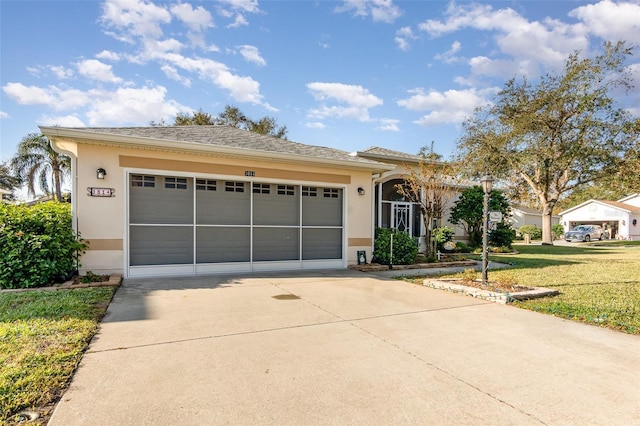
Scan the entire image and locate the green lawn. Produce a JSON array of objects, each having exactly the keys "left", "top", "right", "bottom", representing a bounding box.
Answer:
[
  {"left": 0, "top": 288, "right": 115, "bottom": 423},
  {"left": 446, "top": 242, "right": 640, "bottom": 334}
]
